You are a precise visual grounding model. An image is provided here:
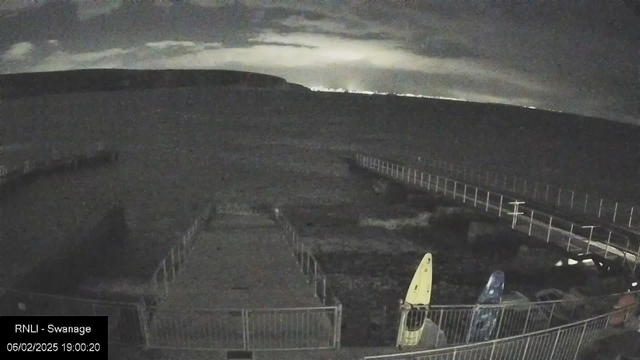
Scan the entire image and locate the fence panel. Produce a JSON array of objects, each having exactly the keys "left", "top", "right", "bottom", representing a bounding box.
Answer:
[
  {"left": 414, "top": 154, "right": 640, "bottom": 231},
  {"left": 146, "top": 308, "right": 245, "bottom": 350},
  {"left": 246, "top": 307, "right": 337, "bottom": 350}
]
